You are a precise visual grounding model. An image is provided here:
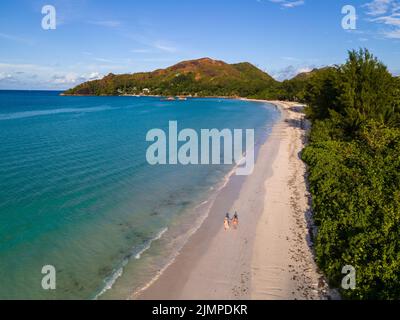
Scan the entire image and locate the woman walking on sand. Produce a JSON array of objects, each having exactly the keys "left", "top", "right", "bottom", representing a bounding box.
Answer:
[{"left": 224, "top": 213, "right": 230, "bottom": 230}]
